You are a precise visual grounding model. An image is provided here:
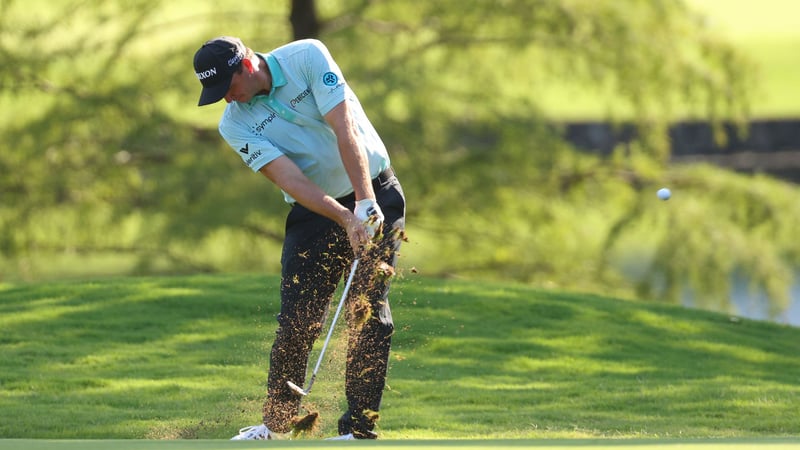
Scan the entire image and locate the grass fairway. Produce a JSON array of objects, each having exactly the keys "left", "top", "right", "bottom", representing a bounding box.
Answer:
[
  {"left": 1, "top": 274, "right": 799, "bottom": 444},
  {"left": 685, "top": 0, "right": 800, "bottom": 118},
  {"left": 536, "top": 0, "right": 800, "bottom": 119},
  {"left": 2, "top": 438, "right": 800, "bottom": 450}
]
